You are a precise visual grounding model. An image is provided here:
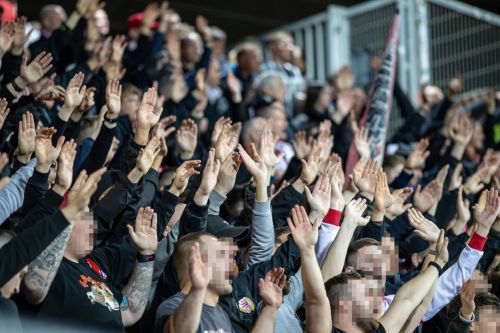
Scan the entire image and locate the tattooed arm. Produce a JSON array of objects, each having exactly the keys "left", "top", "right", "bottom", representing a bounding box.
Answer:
[
  {"left": 121, "top": 260, "right": 154, "bottom": 326},
  {"left": 23, "top": 225, "right": 72, "bottom": 304},
  {"left": 121, "top": 207, "right": 158, "bottom": 326}
]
